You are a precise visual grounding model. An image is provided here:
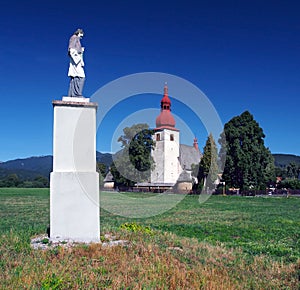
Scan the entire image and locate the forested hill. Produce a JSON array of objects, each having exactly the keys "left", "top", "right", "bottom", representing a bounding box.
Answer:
[
  {"left": 272, "top": 154, "right": 300, "bottom": 168},
  {"left": 0, "top": 156, "right": 53, "bottom": 178},
  {"left": 0, "top": 153, "right": 298, "bottom": 180},
  {"left": 0, "top": 152, "right": 113, "bottom": 180}
]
